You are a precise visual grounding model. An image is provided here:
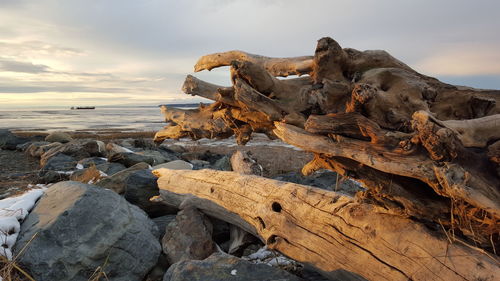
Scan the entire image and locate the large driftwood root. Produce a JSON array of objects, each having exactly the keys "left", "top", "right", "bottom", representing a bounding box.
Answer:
[
  {"left": 155, "top": 38, "right": 500, "bottom": 260},
  {"left": 154, "top": 168, "right": 499, "bottom": 281}
]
